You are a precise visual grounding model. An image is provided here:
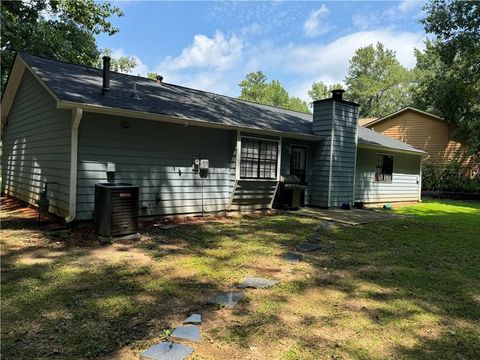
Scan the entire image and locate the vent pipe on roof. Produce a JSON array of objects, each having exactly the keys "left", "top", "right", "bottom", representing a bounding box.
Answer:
[
  {"left": 331, "top": 89, "right": 345, "bottom": 101},
  {"left": 155, "top": 74, "right": 163, "bottom": 84},
  {"left": 102, "top": 56, "right": 111, "bottom": 94}
]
